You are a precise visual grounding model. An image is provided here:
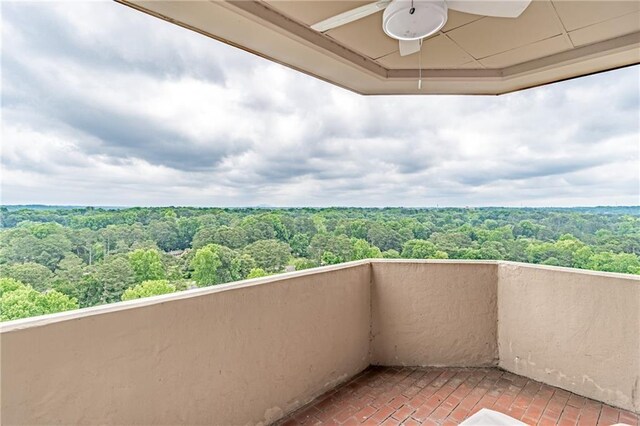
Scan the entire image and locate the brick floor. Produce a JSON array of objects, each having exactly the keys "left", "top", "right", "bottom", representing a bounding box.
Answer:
[{"left": 276, "top": 367, "right": 639, "bottom": 426}]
